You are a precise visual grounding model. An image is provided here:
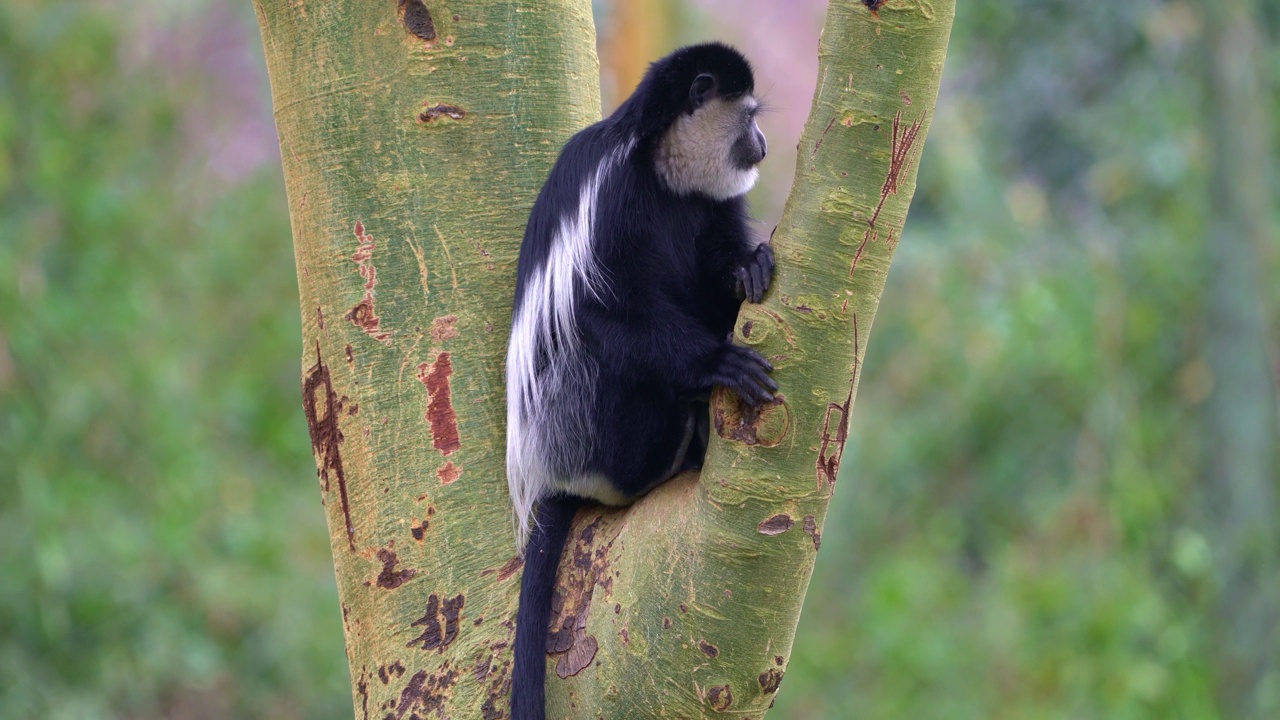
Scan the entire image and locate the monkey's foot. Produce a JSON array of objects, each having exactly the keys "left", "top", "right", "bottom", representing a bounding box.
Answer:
[{"left": 707, "top": 344, "right": 776, "bottom": 405}]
